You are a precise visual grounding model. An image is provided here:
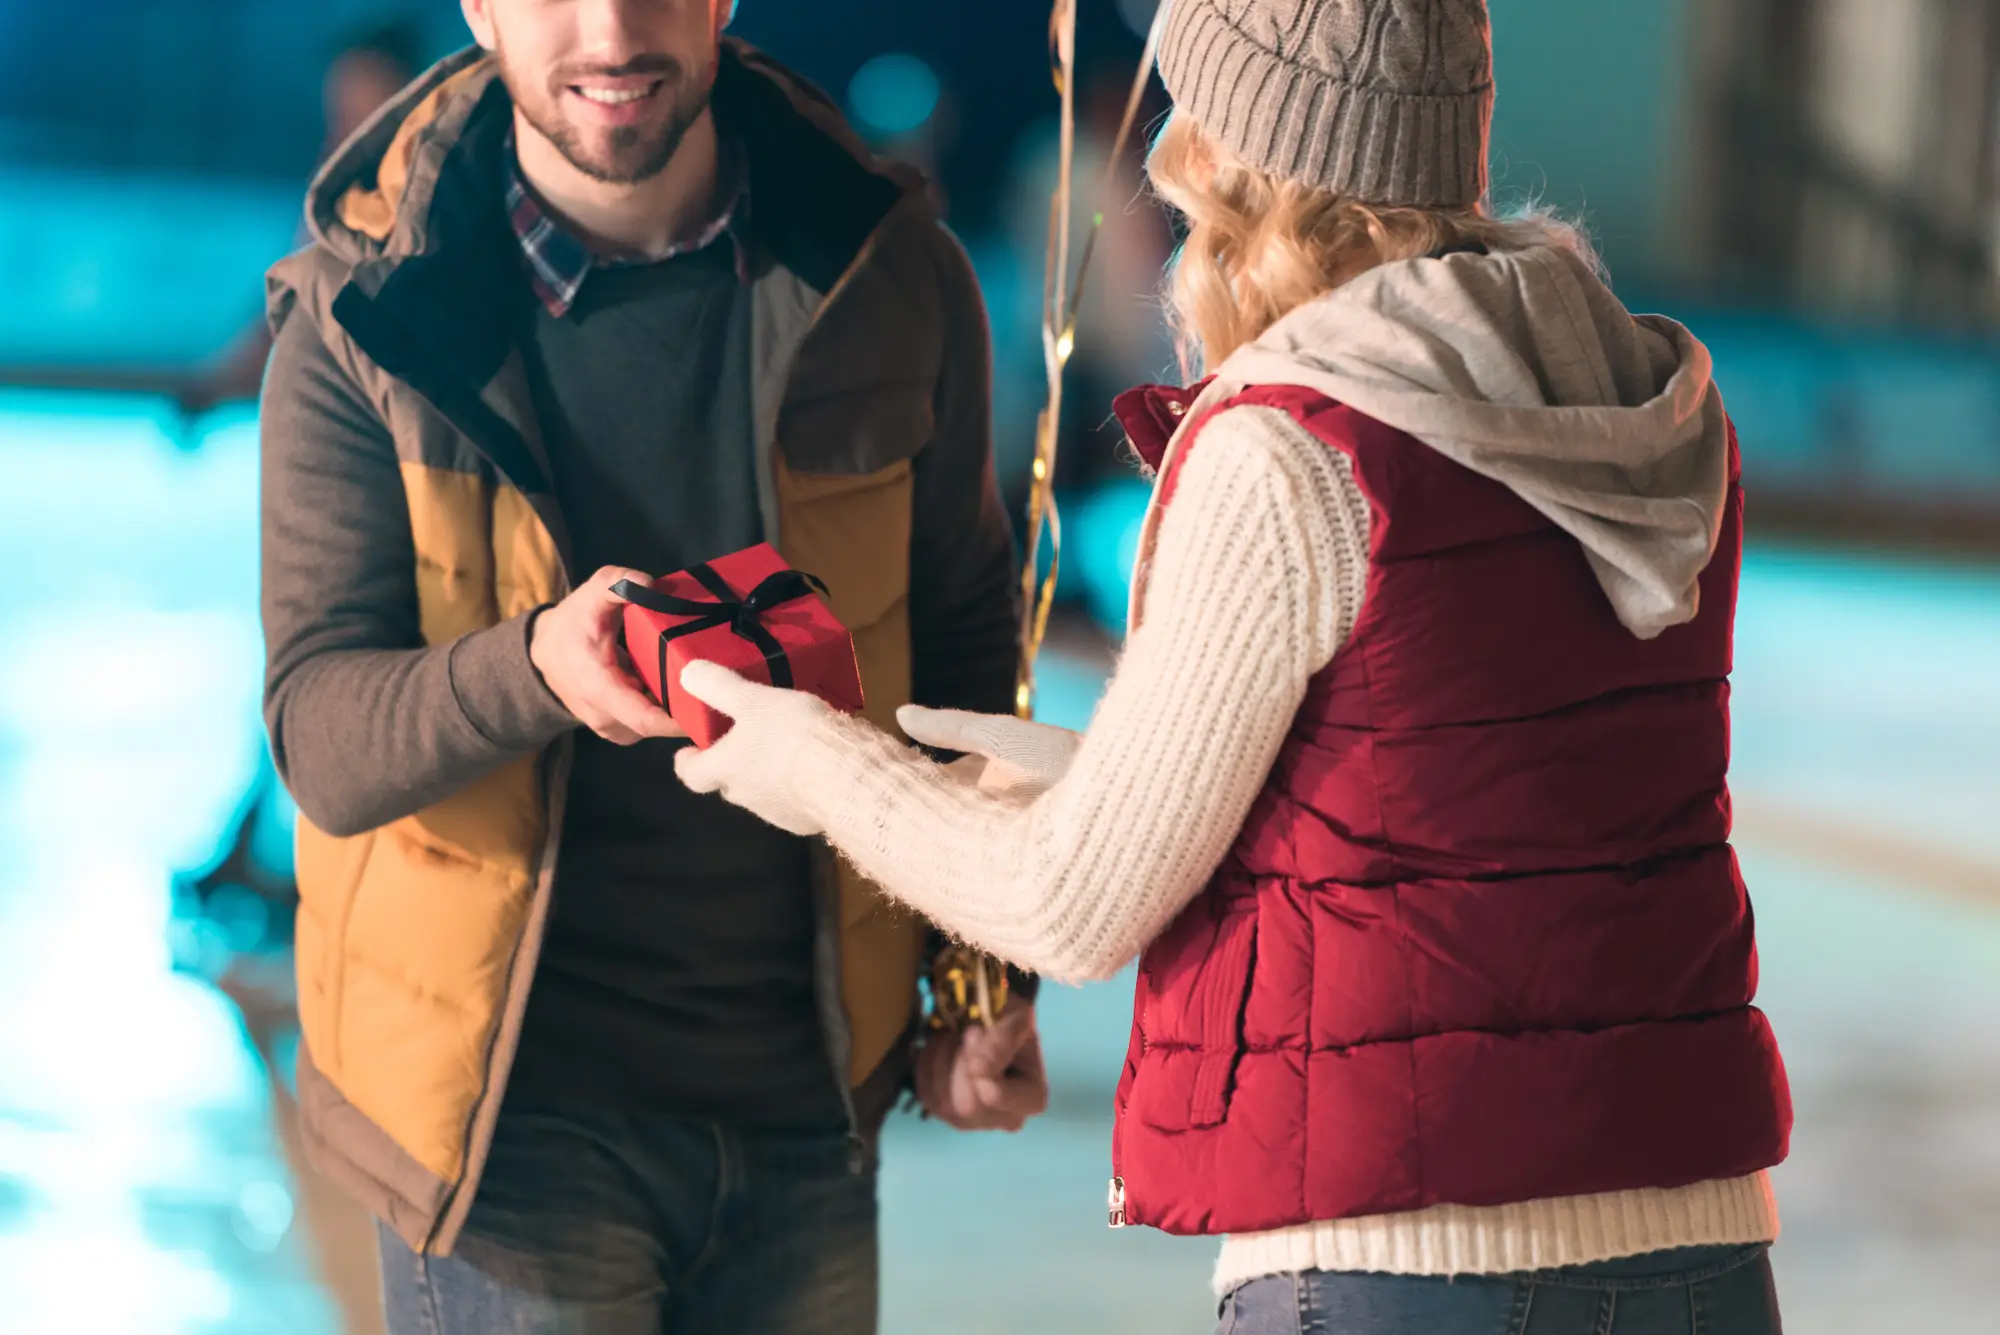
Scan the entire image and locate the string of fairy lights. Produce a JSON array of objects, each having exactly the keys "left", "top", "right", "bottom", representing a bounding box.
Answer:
[
  {"left": 1014, "top": 0, "right": 1167, "bottom": 719},
  {"left": 930, "top": 1, "right": 1167, "bottom": 1035}
]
